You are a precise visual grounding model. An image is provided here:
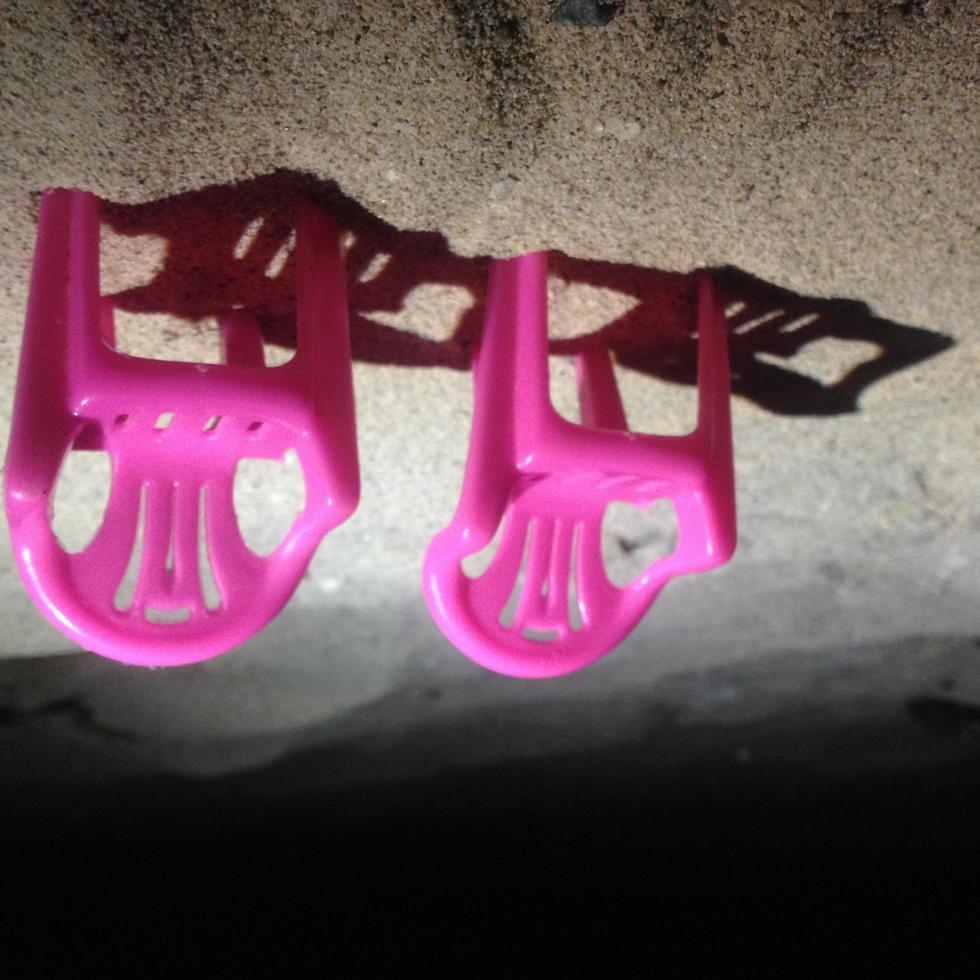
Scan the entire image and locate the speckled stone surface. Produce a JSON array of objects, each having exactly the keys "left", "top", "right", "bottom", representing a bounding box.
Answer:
[{"left": 3, "top": 1, "right": 977, "bottom": 324}]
